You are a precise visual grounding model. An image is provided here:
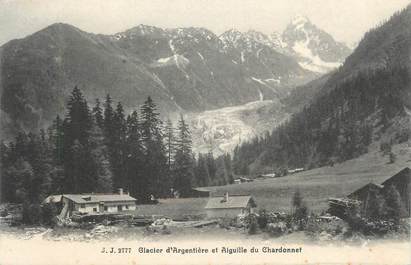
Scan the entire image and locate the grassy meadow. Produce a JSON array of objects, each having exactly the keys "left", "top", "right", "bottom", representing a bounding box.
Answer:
[{"left": 134, "top": 142, "right": 411, "bottom": 217}]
